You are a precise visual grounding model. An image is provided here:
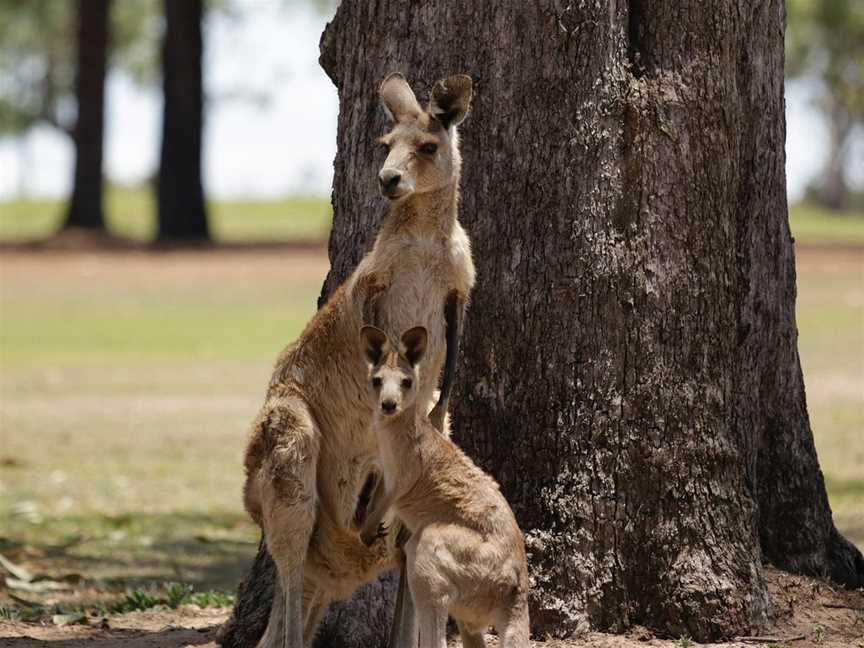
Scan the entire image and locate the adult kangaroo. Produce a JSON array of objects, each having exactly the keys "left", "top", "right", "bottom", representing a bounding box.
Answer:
[{"left": 240, "top": 73, "right": 476, "bottom": 648}]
